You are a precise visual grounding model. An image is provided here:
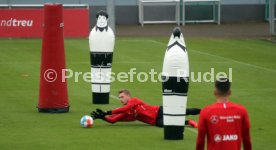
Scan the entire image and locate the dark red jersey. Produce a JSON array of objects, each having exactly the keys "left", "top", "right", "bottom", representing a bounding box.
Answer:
[
  {"left": 104, "top": 97, "right": 160, "bottom": 125},
  {"left": 196, "top": 101, "right": 251, "bottom": 150}
]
